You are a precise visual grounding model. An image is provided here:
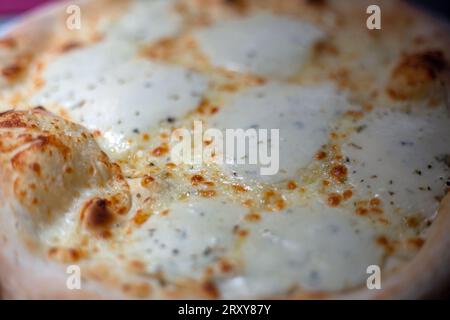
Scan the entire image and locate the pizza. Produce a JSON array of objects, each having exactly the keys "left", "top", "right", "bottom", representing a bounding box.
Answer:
[{"left": 0, "top": 0, "right": 449, "bottom": 299}]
